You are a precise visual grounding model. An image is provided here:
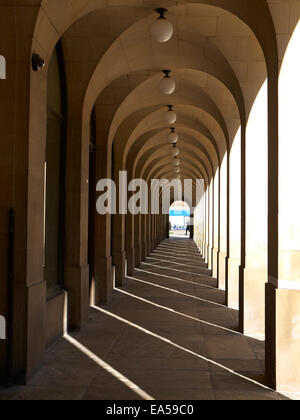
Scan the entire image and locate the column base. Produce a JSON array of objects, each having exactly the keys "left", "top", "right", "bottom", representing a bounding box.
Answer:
[
  {"left": 126, "top": 248, "right": 135, "bottom": 276},
  {"left": 147, "top": 241, "right": 152, "bottom": 255},
  {"left": 218, "top": 252, "right": 227, "bottom": 291},
  {"left": 239, "top": 266, "right": 266, "bottom": 339},
  {"left": 113, "top": 251, "right": 126, "bottom": 287},
  {"left": 65, "top": 264, "right": 89, "bottom": 331},
  {"left": 199, "top": 240, "right": 204, "bottom": 256},
  {"left": 135, "top": 245, "right": 142, "bottom": 268},
  {"left": 202, "top": 242, "right": 206, "bottom": 256},
  {"left": 94, "top": 256, "right": 113, "bottom": 305},
  {"left": 206, "top": 244, "right": 210, "bottom": 265},
  {"left": 190, "top": 226, "right": 194, "bottom": 240},
  {"left": 46, "top": 290, "right": 65, "bottom": 348},
  {"left": 266, "top": 283, "right": 300, "bottom": 392},
  {"left": 226, "top": 257, "right": 240, "bottom": 310},
  {"left": 207, "top": 245, "right": 213, "bottom": 270},
  {"left": 141, "top": 242, "right": 147, "bottom": 262},
  {"left": 13, "top": 281, "right": 46, "bottom": 384},
  {"left": 202, "top": 241, "right": 207, "bottom": 259},
  {"left": 239, "top": 265, "right": 244, "bottom": 333},
  {"left": 212, "top": 248, "right": 219, "bottom": 279}
]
